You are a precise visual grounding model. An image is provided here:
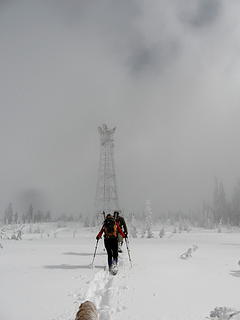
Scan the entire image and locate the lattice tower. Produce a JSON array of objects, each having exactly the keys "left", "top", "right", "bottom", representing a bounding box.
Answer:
[{"left": 95, "top": 124, "right": 120, "bottom": 220}]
